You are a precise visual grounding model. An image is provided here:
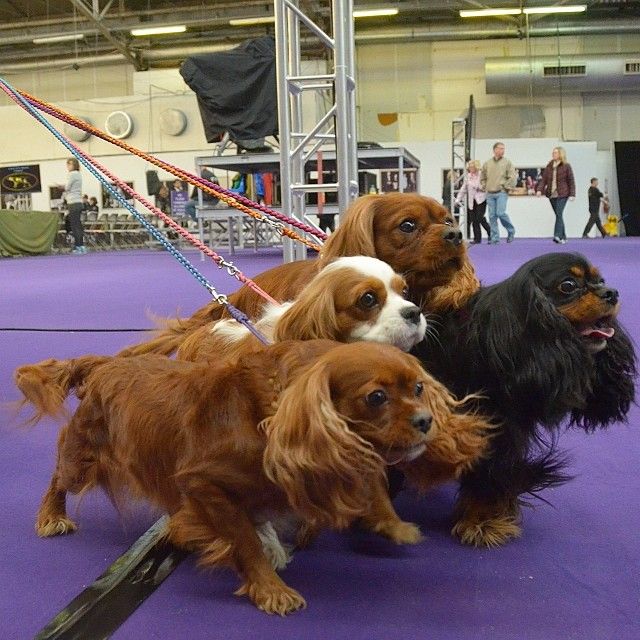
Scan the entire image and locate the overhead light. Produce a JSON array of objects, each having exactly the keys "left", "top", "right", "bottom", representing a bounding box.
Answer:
[
  {"left": 353, "top": 8, "right": 399, "bottom": 18},
  {"left": 229, "top": 16, "right": 276, "bottom": 26},
  {"left": 460, "top": 8, "right": 522, "bottom": 17},
  {"left": 460, "top": 6, "right": 587, "bottom": 18},
  {"left": 130, "top": 25, "right": 187, "bottom": 37},
  {"left": 33, "top": 33, "right": 84, "bottom": 44},
  {"left": 523, "top": 5, "right": 586, "bottom": 14}
]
